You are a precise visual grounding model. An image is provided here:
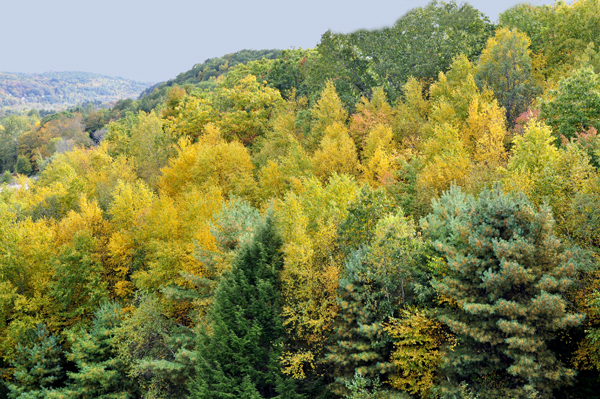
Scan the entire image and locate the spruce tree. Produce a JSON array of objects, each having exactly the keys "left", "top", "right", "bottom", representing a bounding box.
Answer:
[
  {"left": 325, "top": 249, "right": 395, "bottom": 395},
  {"left": 52, "top": 302, "right": 137, "bottom": 399},
  {"left": 188, "top": 216, "right": 302, "bottom": 399},
  {"left": 7, "top": 324, "right": 64, "bottom": 399},
  {"left": 422, "top": 185, "right": 585, "bottom": 397},
  {"left": 328, "top": 210, "right": 424, "bottom": 395}
]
